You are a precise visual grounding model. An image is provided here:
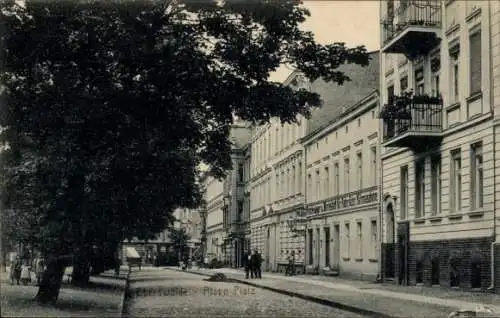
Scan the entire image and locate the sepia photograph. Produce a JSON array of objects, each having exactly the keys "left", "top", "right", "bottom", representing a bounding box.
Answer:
[{"left": 1, "top": 0, "right": 500, "bottom": 317}]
